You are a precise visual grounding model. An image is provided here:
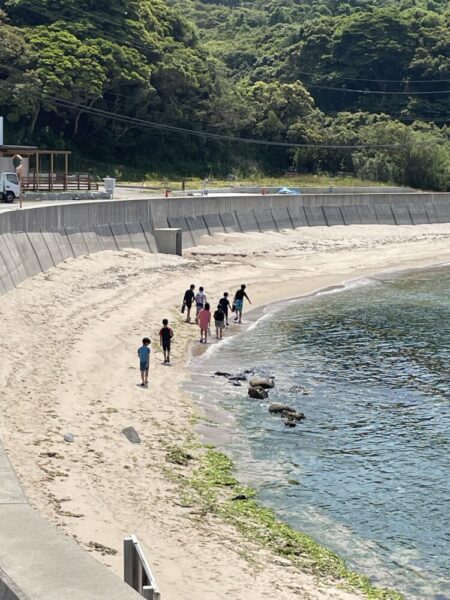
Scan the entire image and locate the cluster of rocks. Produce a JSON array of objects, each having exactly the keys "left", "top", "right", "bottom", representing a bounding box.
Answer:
[
  {"left": 268, "top": 403, "right": 305, "bottom": 427},
  {"left": 214, "top": 370, "right": 307, "bottom": 428},
  {"left": 247, "top": 375, "right": 275, "bottom": 399}
]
